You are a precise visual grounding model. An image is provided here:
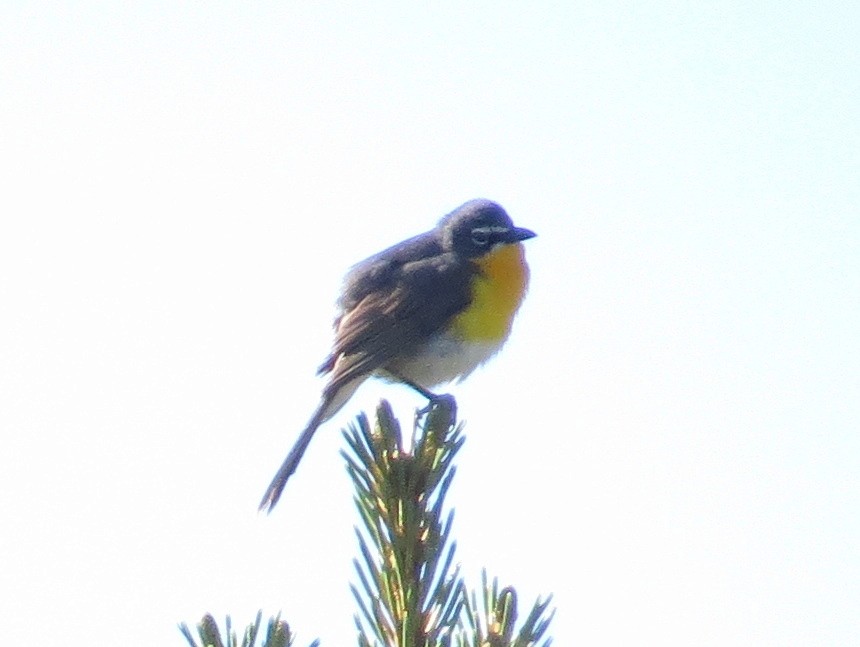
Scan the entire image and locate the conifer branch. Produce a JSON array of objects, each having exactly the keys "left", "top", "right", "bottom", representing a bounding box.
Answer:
[
  {"left": 344, "top": 398, "right": 465, "bottom": 647},
  {"left": 460, "top": 571, "right": 555, "bottom": 647},
  {"left": 179, "top": 611, "right": 318, "bottom": 647}
]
